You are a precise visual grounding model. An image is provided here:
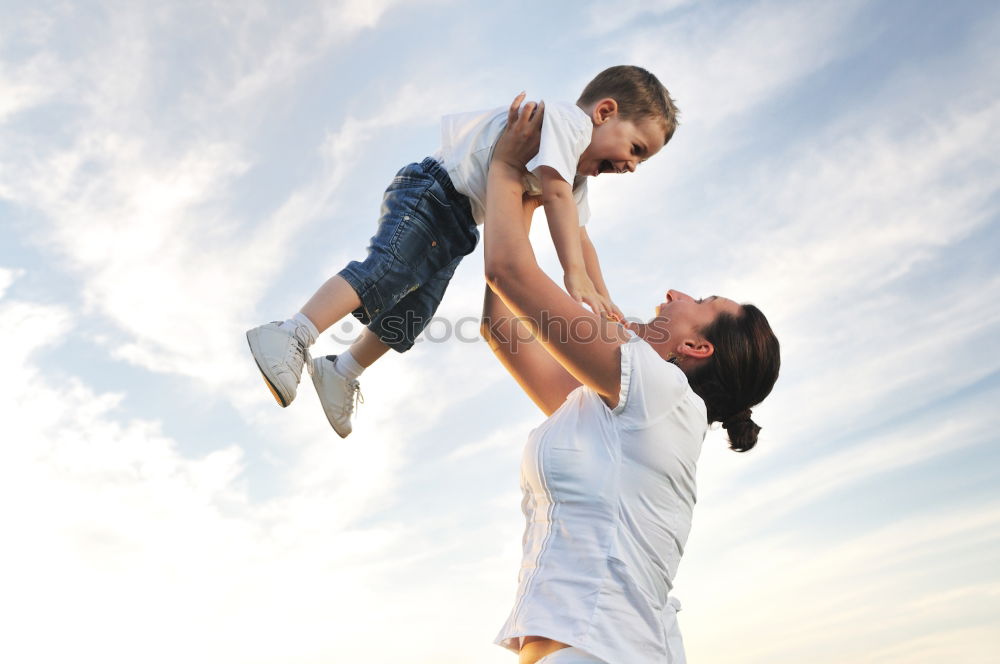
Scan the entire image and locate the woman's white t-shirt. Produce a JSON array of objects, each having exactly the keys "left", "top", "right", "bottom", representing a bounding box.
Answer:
[{"left": 495, "top": 333, "right": 707, "bottom": 664}]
